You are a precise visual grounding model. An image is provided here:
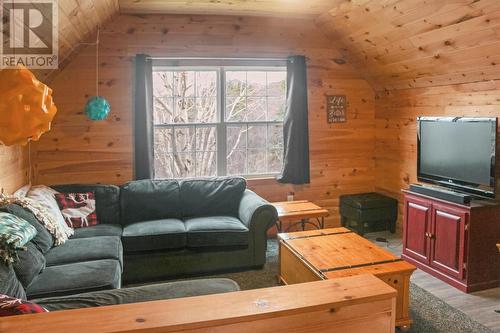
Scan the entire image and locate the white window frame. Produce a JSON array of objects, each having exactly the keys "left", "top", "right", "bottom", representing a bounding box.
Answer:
[{"left": 152, "top": 61, "right": 286, "bottom": 179}]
